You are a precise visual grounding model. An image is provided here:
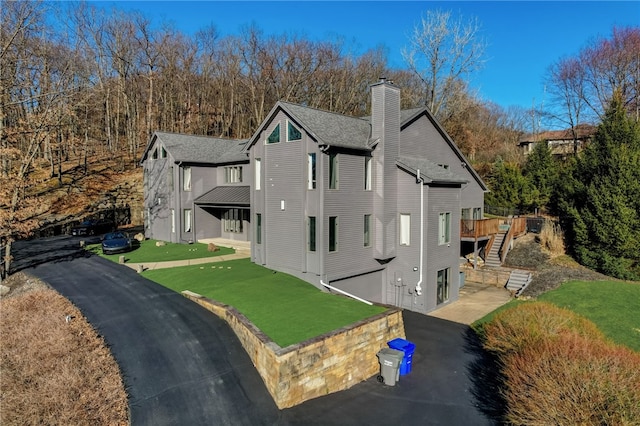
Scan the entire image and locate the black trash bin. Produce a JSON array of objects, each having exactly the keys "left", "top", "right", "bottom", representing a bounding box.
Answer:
[{"left": 376, "top": 348, "right": 403, "bottom": 386}]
